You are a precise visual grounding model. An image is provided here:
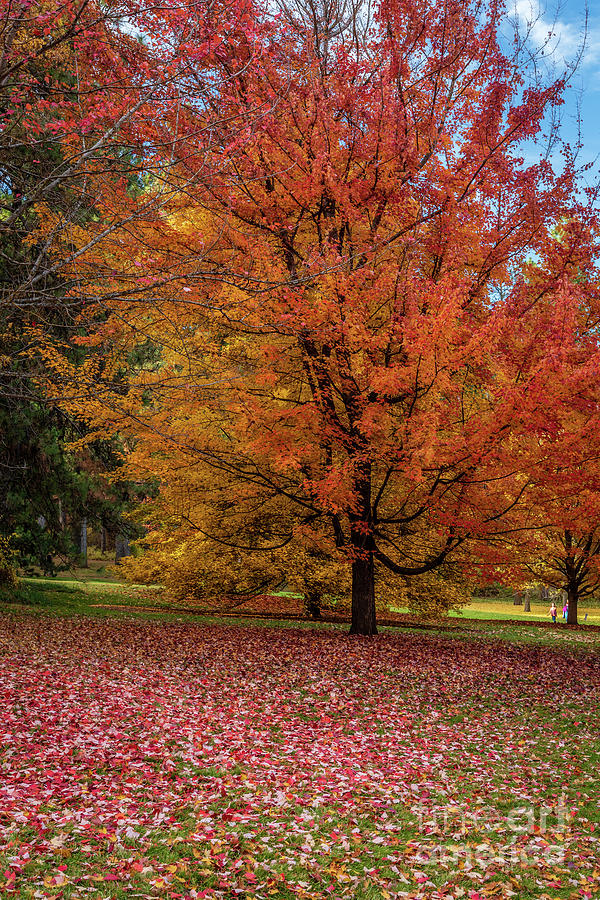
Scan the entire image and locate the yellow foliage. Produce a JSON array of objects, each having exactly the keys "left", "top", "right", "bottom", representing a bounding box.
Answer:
[
  {"left": 374, "top": 564, "right": 471, "bottom": 620},
  {"left": 119, "top": 515, "right": 470, "bottom": 621},
  {"left": 118, "top": 524, "right": 351, "bottom": 615},
  {"left": 402, "top": 567, "right": 472, "bottom": 620},
  {"left": 367, "top": 520, "right": 473, "bottom": 620}
]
